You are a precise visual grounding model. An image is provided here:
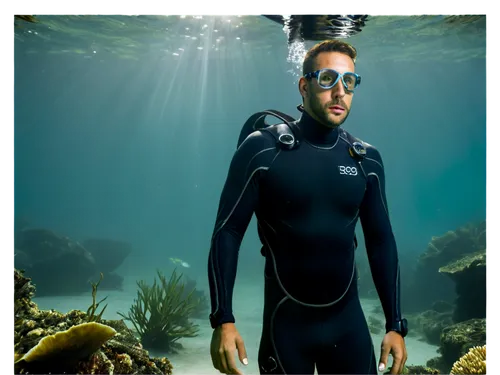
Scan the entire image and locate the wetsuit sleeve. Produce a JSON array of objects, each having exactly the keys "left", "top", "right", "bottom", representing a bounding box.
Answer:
[
  {"left": 207, "top": 131, "right": 276, "bottom": 329},
  {"left": 358, "top": 147, "right": 403, "bottom": 334}
]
